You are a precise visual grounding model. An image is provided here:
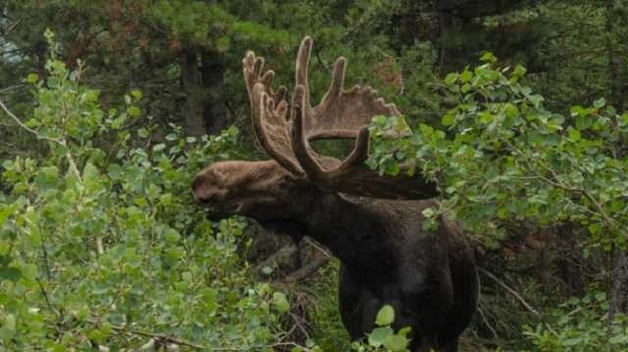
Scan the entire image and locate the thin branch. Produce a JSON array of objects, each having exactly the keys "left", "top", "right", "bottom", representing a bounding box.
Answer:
[
  {"left": 0, "top": 84, "right": 24, "bottom": 94},
  {"left": 478, "top": 267, "right": 541, "bottom": 316},
  {"left": 0, "top": 97, "right": 42, "bottom": 137},
  {"left": 303, "top": 237, "right": 332, "bottom": 258},
  {"left": 95, "top": 236, "right": 104, "bottom": 256},
  {"left": 477, "top": 304, "right": 498, "bottom": 338},
  {"left": 98, "top": 323, "right": 204, "bottom": 350},
  {"left": 0, "top": 97, "right": 84, "bottom": 181},
  {"left": 36, "top": 278, "right": 61, "bottom": 318},
  {"left": 284, "top": 256, "right": 330, "bottom": 282},
  {"left": 0, "top": 18, "right": 20, "bottom": 36}
]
